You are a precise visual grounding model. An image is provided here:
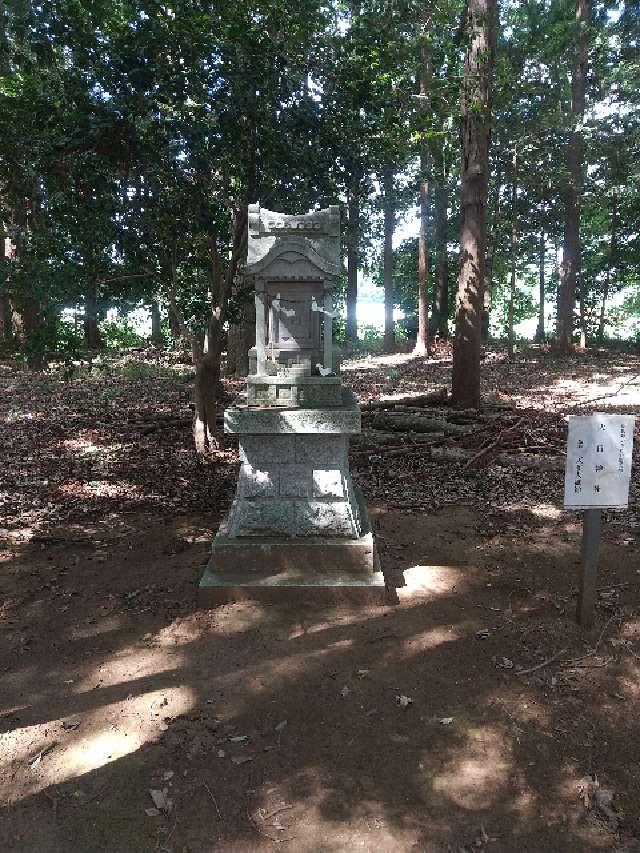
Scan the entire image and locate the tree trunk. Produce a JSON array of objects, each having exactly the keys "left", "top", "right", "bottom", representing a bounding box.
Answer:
[
  {"left": 0, "top": 283, "right": 10, "bottom": 342},
  {"left": 192, "top": 206, "right": 249, "bottom": 455},
  {"left": 226, "top": 300, "right": 254, "bottom": 378},
  {"left": 84, "top": 281, "right": 101, "bottom": 349},
  {"left": 0, "top": 232, "right": 11, "bottom": 342},
  {"left": 578, "top": 288, "right": 587, "bottom": 348},
  {"left": 451, "top": 0, "right": 497, "bottom": 409},
  {"left": 414, "top": 32, "right": 432, "bottom": 357},
  {"left": 168, "top": 303, "right": 181, "bottom": 341},
  {"left": 535, "top": 225, "right": 546, "bottom": 342},
  {"left": 150, "top": 300, "right": 163, "bottom": 347},
  {"left": 13, "top": 296, "right": 45, "bottom": 369},
  {"left": 193, "top": 348, "right": 221, "bottom": 456},
  {"left": 346, "top": 190, "right": 359, "bottom": 344},
  {"left": 597, "top": 190, "right": 617, "bottom": 344},
  {"left": 383, "top": 166, "right": 395, "bottom": 352},
  {"left": 226, "top": 322, "right": 239, "bottom": 376},
  {"left": 432, "top": 142, "right": 449, "bottom": 339},
  {"left": 555, "top": 0, "right": 591, "bottom": 353},
  {"left": 506, "top": 155, "right": 518, "bottom": 361},
  {"left": 482, "top": 162, "right": 502, "bottom": 342}
]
